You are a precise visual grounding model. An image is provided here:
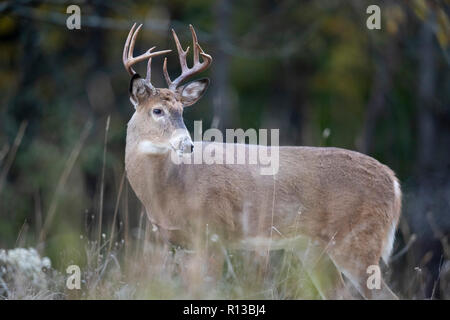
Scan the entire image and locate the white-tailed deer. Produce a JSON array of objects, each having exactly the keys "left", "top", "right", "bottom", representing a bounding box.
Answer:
[{"left": 122, "top": 23, "right": 401, "bottom": 299}]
